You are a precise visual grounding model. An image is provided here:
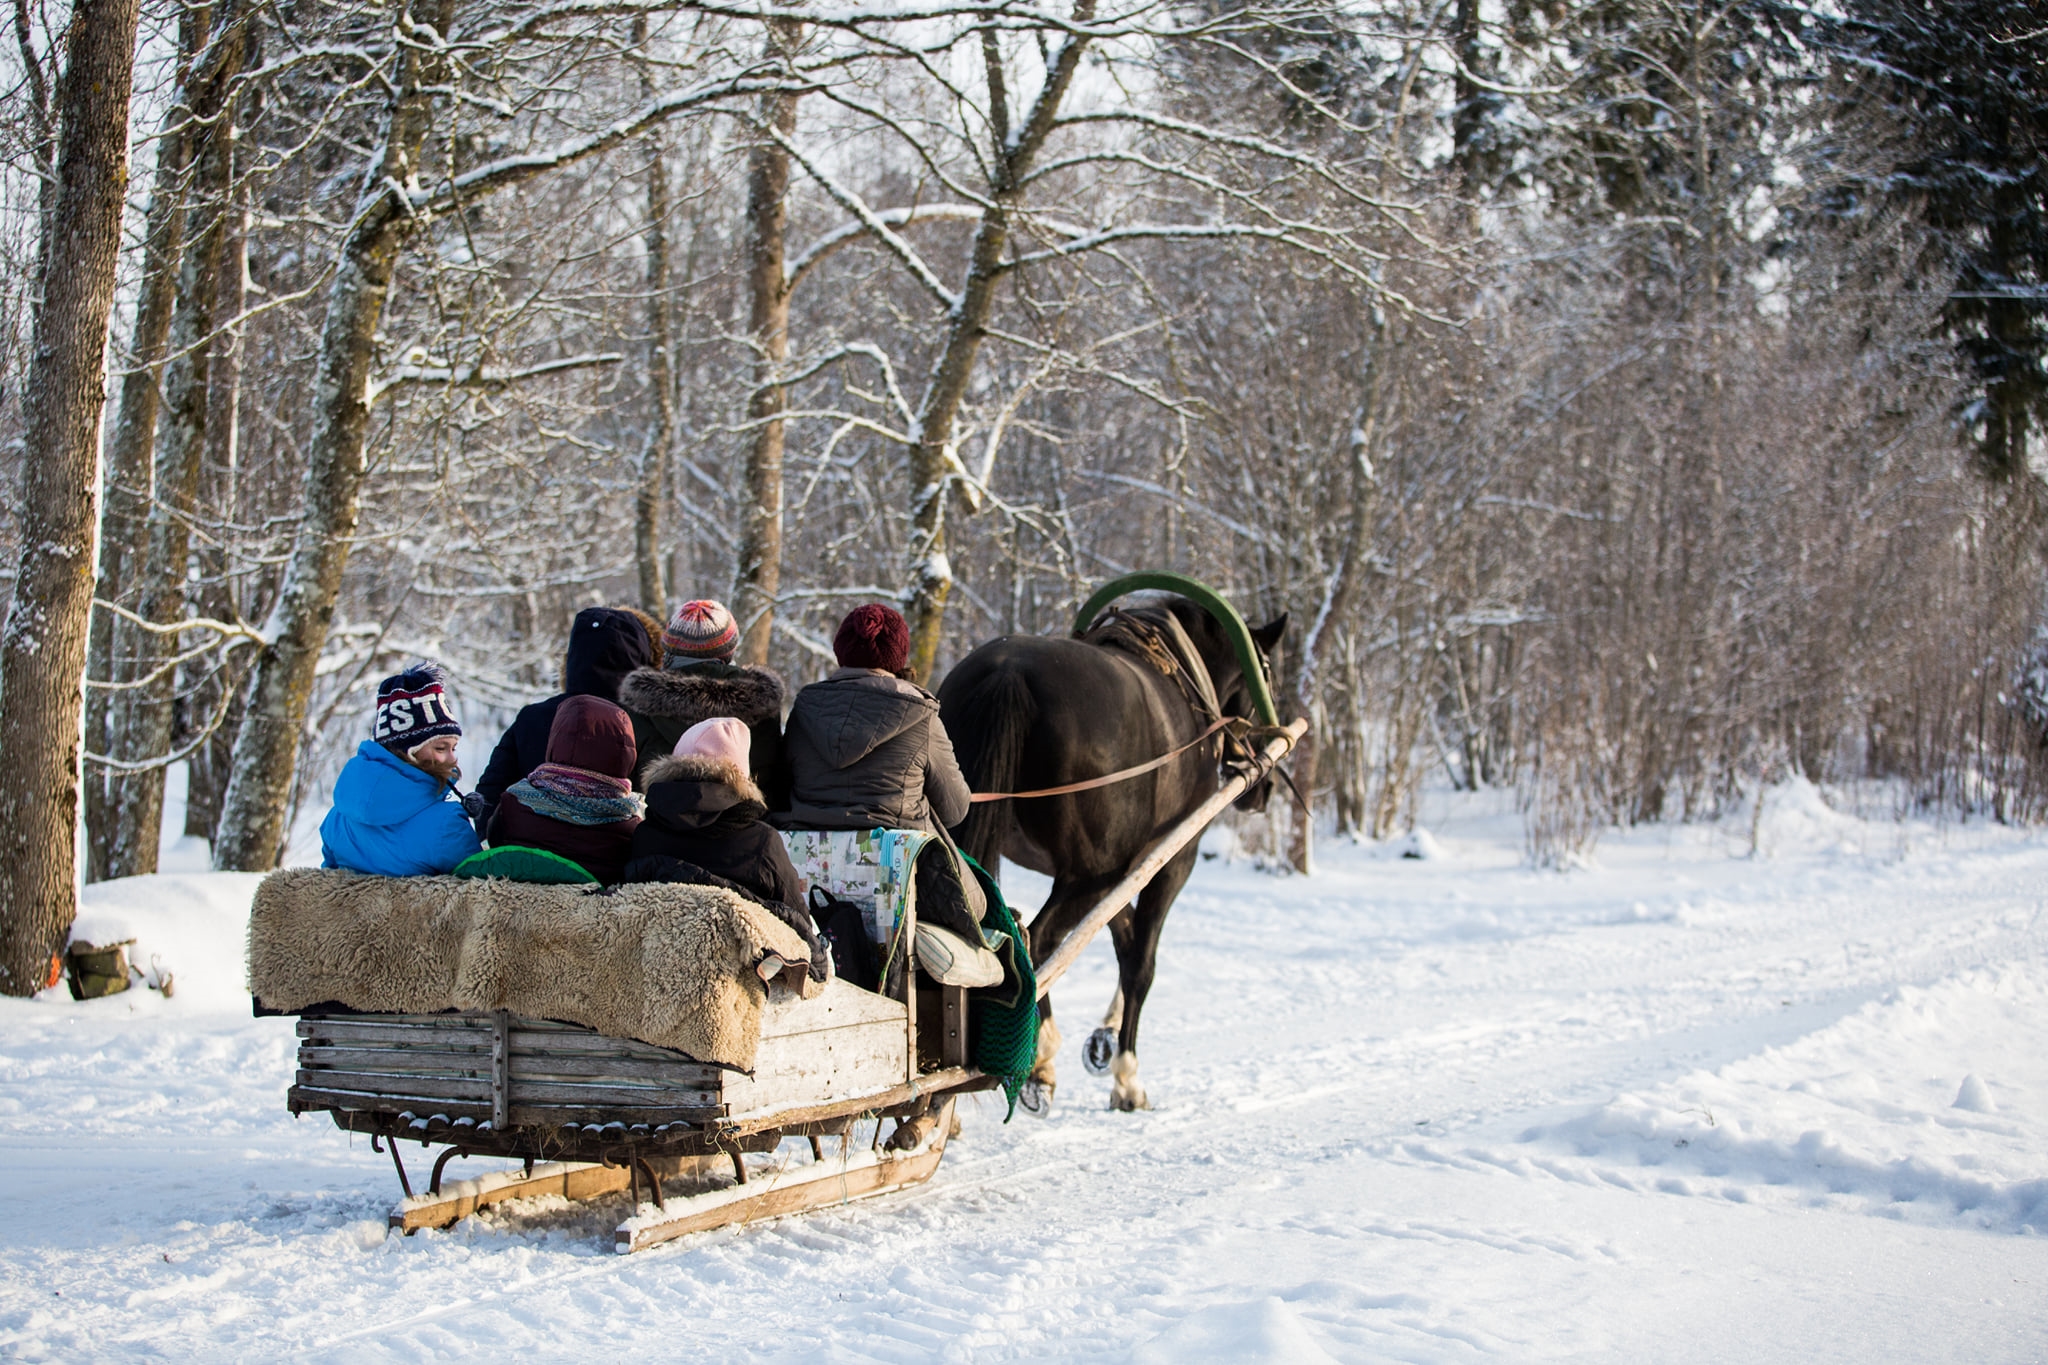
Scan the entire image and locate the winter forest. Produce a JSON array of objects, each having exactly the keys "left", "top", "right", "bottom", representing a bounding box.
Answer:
[{"left": 0, "top": 0, "right": 2043, "bottom": 990}]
